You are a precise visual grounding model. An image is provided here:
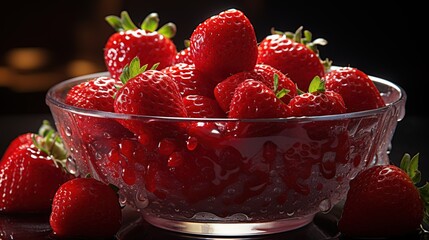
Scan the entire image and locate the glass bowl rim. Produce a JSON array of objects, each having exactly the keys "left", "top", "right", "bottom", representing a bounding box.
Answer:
[{"left": 45, "top": 69, "right": 406, "bottom": 123}]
